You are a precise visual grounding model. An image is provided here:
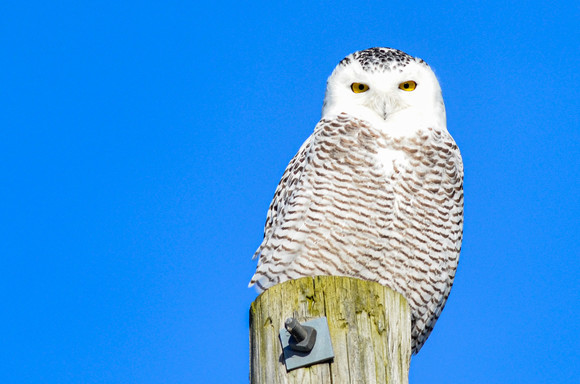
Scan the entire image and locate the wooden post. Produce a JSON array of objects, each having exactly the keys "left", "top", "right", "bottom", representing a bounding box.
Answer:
[{"left": 249, "top": 276, "right": 411, "bottom": 384}]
